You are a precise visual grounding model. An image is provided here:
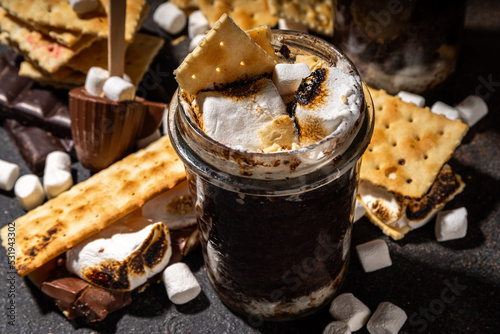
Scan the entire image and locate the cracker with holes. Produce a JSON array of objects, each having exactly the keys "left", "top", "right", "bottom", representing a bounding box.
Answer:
[{"left": 174, "top": 13, "right": 277, "bottom": 95}]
